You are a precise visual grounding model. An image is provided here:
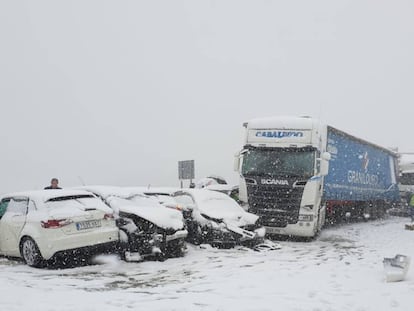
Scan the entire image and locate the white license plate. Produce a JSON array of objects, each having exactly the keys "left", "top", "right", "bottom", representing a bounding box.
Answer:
[
  {"left": 265, "top": 226, "right": 281, "bottom": 234},
  {"left": 76, "top": 220, "right": 102, "bottom": 230}
]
